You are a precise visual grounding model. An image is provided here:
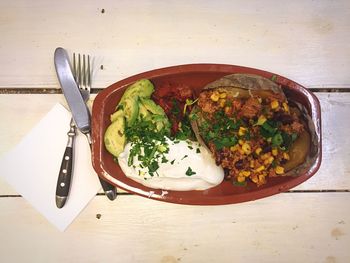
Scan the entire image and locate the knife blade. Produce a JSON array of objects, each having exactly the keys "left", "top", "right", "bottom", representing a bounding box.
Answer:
[{"left": 54, "top": 47, "right": 117, "bottom": 201}]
